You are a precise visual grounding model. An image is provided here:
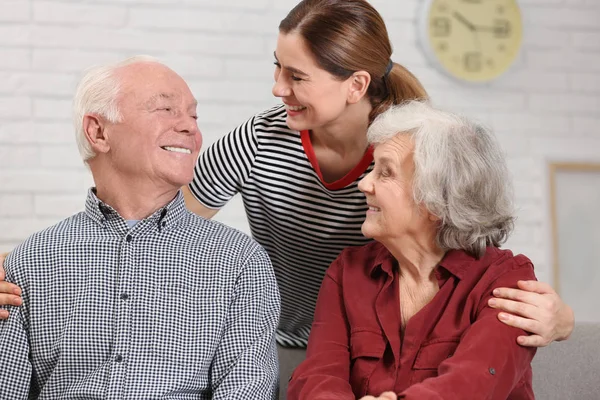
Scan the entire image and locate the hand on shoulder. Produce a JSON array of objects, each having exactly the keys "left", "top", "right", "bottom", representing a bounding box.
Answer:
[
  {"left": 489, "top": 280, "right": 575, "bottom": 347},
  {"left": 0, "top": 252, "right": 23, "bottom": 319}
]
